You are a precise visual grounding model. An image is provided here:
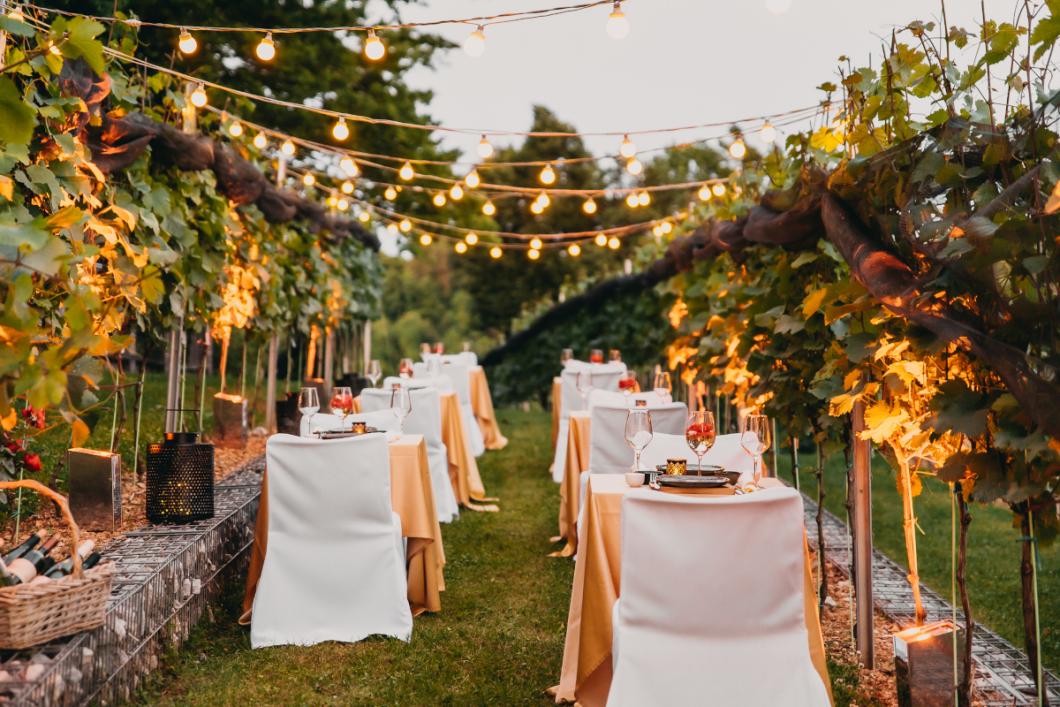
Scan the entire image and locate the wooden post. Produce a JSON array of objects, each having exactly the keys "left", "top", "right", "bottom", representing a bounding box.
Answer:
[
  {"left": 265, "top": 334, "right": 279, "bottom": 433},
  {"left": 362, "top": 319, "right": 372, "bottom": 373},
  {"left": 163, "top": 325, "right": 182, "bottom": 433},
  {"left": 851, "top": 400, "right": 874, "bottom": 667},
  {"left": 323, "top": 327, "right": 334, "bottom": 402}
]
